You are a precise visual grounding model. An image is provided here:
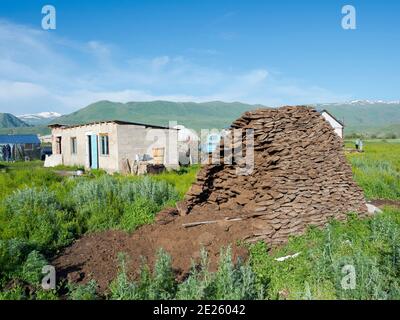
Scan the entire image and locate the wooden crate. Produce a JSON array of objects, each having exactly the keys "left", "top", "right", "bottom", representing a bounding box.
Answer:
[{"left": 152, "top": 147, "right": 165, "bottom": 164}]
